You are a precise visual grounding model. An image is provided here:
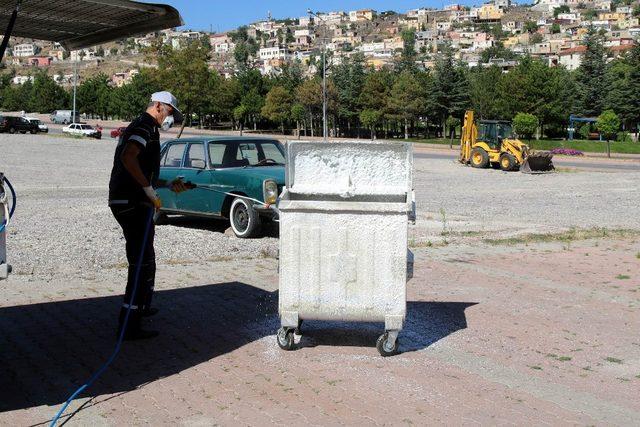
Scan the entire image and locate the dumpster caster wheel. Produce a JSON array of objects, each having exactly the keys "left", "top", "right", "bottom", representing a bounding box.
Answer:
[
  {"left": 376, "top": 332, "right": 399, "bottom": 357},
  {"left": 277, "top": 327, "right": 295, "bottom": 351}
]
